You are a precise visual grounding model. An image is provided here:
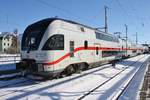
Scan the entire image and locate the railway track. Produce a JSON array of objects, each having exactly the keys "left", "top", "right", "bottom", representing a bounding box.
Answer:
[
  {"left": 0, "top": 64, "right": 113, "bottom": 98},
  {"left": 76, "top": 55, "right": 149, "bottom": 100},
  {"left": 0, "top": 55, "right": 148, "bottom": 100},
  {"left": 113, "top": 56, "right": 149, "bottom": 100}
]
